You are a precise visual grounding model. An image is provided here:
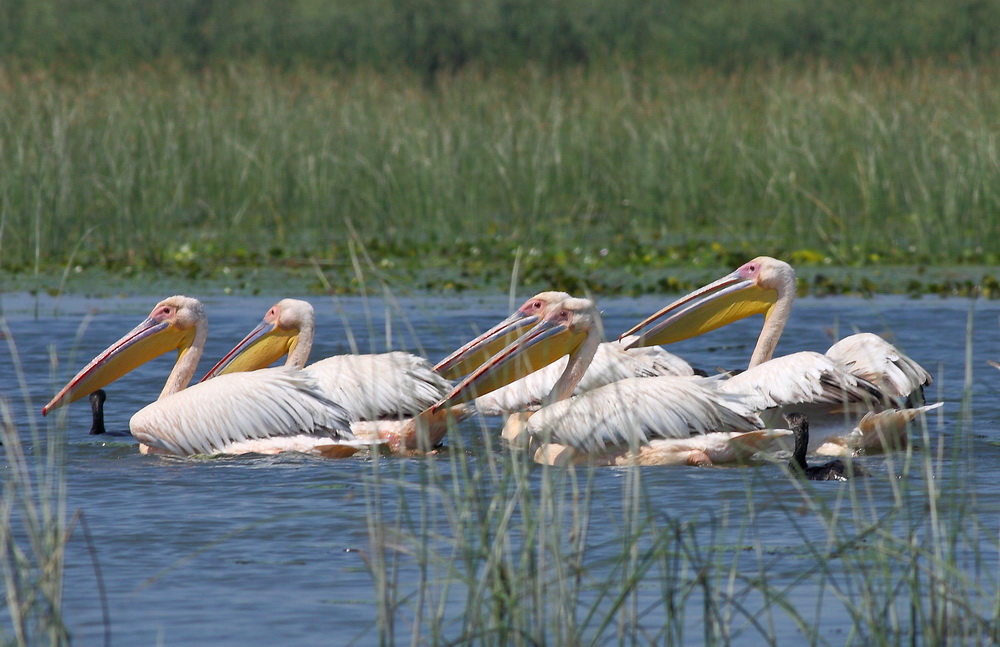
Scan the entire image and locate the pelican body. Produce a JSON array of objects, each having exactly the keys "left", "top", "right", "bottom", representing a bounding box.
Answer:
[
  {"left": 201, "top": 298, "right": 460, "bottom": 451},
  {"left": 42, "top": 296, "right": 356, "bottom": 457},
  {"left": 621, "top": 256, "right": 937, "bottom": 451},
  {"left": 436, "top": 292, "right": 695, "bottom": 421},
  {"left": 435, "top": 297, "right": 781, "bottom": 466}
]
